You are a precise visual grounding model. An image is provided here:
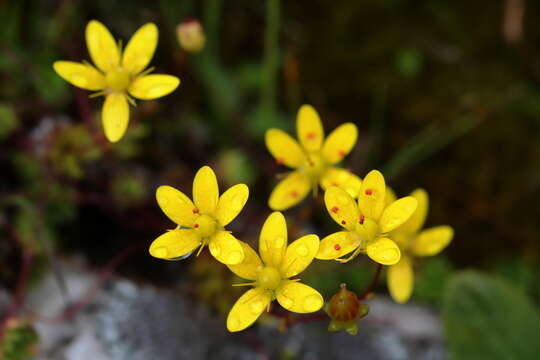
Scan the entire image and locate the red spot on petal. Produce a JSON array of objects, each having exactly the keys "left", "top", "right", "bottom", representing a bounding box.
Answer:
[
  {"left": 338, "top": 150, "right": 346, "bottom": 157},
  {"left": 331, "top": 206, "right": 339, "bottom": 213},
  {"left": 194, "top": 223, "right": 199, "bottom": 228},
  {"left": 331, "top": 182, "right": 338, "bottom": 186},
  {"left": 306, "top": 132, "right": 316, "bottom": 139},
  {"left": 365, "top": 189, "right": 373, "bottom": 196},
  {"left": 192, "top": 208, "right": 199, "bottom": 214},
  {"left": 334, "top": 244, "right": 342, "bottom": 251},
  {"left": 341, "top": 220, "right": 347, "bottom": 225},
  {"left": 359, "top": 215, "right": 365, "bottom": 224},
  {"left": 276, "top": 157, "right": 284, "bottom": 165},
  {"left": 290, "top": 191, "right": 299, "bottom": 198}
]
